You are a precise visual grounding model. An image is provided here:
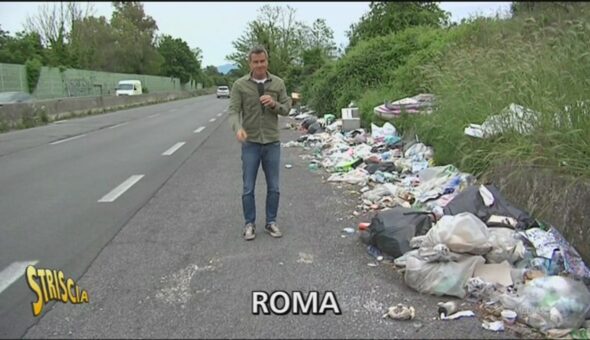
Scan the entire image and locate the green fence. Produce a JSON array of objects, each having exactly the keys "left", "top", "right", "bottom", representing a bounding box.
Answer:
[
  {"left": 0, "top": 62, "right": 184, "bottom": 100},
  {"left": 0, "top": 63, "right": 28, "bottom": 92}
]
